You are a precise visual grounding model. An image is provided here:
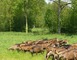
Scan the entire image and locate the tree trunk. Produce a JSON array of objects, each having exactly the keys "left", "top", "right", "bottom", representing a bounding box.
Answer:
[
  {"left": 9, "top": 0, "right": 12, "bottom": 32},
  {"left": 9, "top": 10, "right": 12, "bottom": 31},
  {"left": 9, "top": 19, "right": 12, "bottom": 31},
  {"left": 58, "top": 0, "right": 61, "bottom": 34},
  {"left": 24, "top": 0, "right": 28, "bottom": 34},
  {"left": 25, "top": 14, "right": 28, "bottom": 34}
]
